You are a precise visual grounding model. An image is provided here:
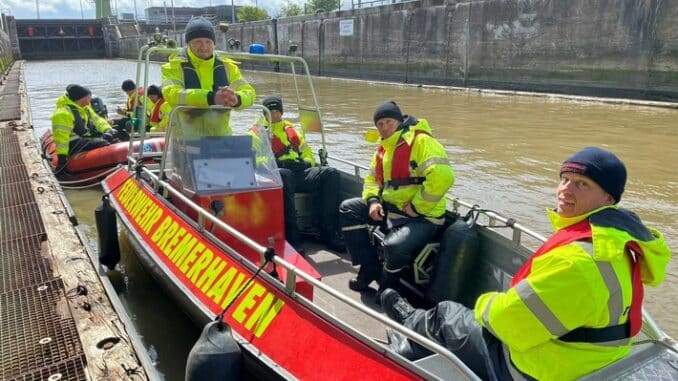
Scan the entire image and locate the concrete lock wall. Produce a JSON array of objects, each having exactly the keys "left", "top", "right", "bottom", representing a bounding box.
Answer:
[
  {"left": 116, "top": 0, "right": 678, "bottom": 100},
  {"left": 228, "top": 0, "right": 678, "bottom": 100}
]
